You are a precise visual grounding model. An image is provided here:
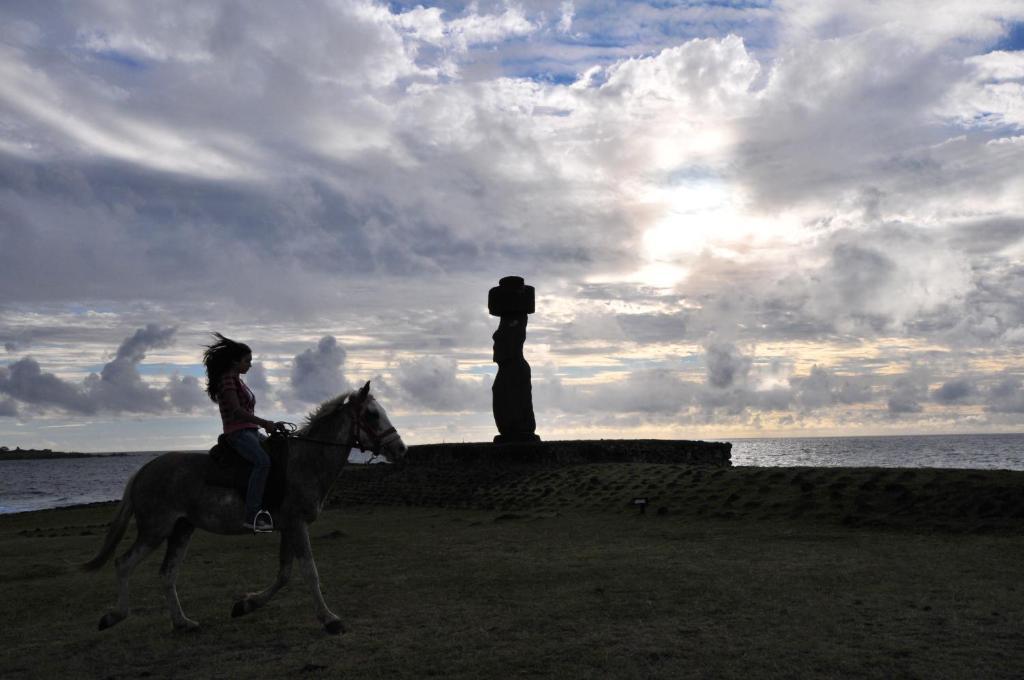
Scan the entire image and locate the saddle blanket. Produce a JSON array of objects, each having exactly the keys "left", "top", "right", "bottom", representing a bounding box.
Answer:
[{"left": 205, "top": 434, "right": 289, "bottom": 511}]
